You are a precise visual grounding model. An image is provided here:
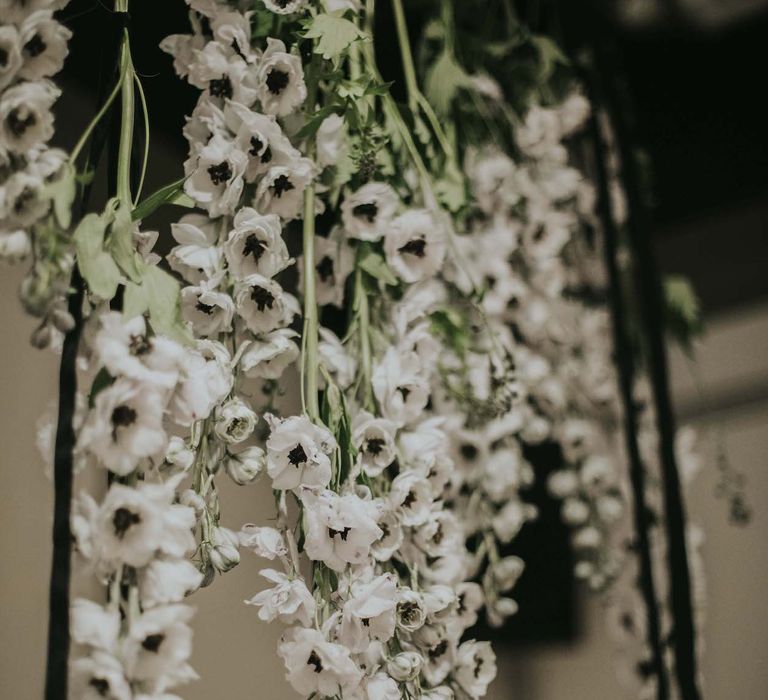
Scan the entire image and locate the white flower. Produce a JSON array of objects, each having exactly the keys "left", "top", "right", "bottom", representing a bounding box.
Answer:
[
  {"left": 278, "top": 626, "right": 362, "bottom": 697},
  {"left": 208, "top": 525, "right": 241, "bottom": 573},
  {"left": 319, "top": 326, "right": 356, "bottom": 389},
  {"left": 302, "top": 488, "right": 382, "bottom": 571},
  {"left": 225, "top": 445, "right": 266, "bottom": 484},
  {"left": 245, "top": 568, "right": 315, "bottom": 626},
  {"left": 395, "top": 588, "right": 427, "bottom": 632},
  {"left": 341, "top": 182, "right": 399, "bottom": 241},
  {"left": 239, "top": 328, "right": 300, "bottom": 379},
  {"left": 465, "top": 147, "right": 519, "bottom": 213},
  {"left": 0, "top": 229, "right": 31, "bottom": 262},
  {"left": 77, "top": 380, "right": 168, "bottom": 476},
  {"left": 413, "top": 509, "right": 462, "bottom": 558},
  {"left": 492, "top": 556, "right": 525, "bottom": 592},
  {"left": 492, "top": 499, "right": 534, "bottom": 543},
  {"left": 210, "top": 10, "right": 257, "bottom": 62},
  {"left": 388, "top": 472, "right": 433, "bottom": 526},
  {"left": 453, "top": 641, "right": 496, "bottom": 698},
  {"left": 0, "top": 26, "right": 23, "bottom": 90},
  {"left": 316, "top": 113, "right": 347, "bottom": 168},
  {"left": 224, "top": 208, "right": 291, "bottom": 279},
  {"left": 234, "top": 273, "right": 294, "bottom": 334},
  {"left": 308, "top": 231, "right": 353, "bottom": 307},
  {"left": 71, "top": 651, "right": 131, "bottom": 700},
  {"left": 453, "top": 582, "right": 484, "bottom": 632},
  {"left": 253, "top": 158, "right": 316, "bottom": 220},
  {"left": 71, "top": 598, "right": 120, "bottom": 652},
  {"left": 18, "top": 10, "right": 72, "bottom": 80},
  {"left": 358, "top": 672, "right": 401, "bottom": 700},
  {"left": 255, "top": 38, "right": 307, "bottom": 116},
  {"left": 482, "top": 444, "right": 533, "bottom": 503},
  {"left": 372, "top": 348, "right": 429, "bottom": 426},
  {"left": 351, "top": 411, "right": 396, "bottom": 477},
  {"left": 159, "top": 31, "right": 206, "bottom": 80},
  {"left": 181, "top": 283, "right": 235, "bottom": 337},
  {"left": 141, "top": 559, "right": 204, "bottom": 608},
  {"left": 214, "top": 396, "right": 258, "bottom": 444},
  {"left": 557, "top": 91, "right": 591, "bottom": 137},
  {"left": 184, "top": 133, "right": 246, "bottom": 217},
  {"left": 340, "top": 573, "right": 397, "bottom": 652},
  {"left": 92, "top": 482, "right": 196, "bottom": 568},
  {"left": 167, "top": 214, "right": 223, "bottom": 284},
  {"left": 265, "top": 413, "right": 337, "bottom": 491},
  {"left": 0, "top": 79, "right": 59, "bottom": 154},
  {"left": 263, "top": 0, "right": 307, "bottom": 14},
  {"left": 238, "top": 524, "right": 287, "bottom": 560},
  {"left": 561, "top": 497, "right": 589, "bottom": 525},
  {"left": 1, "top": 169, "right": 49, "bottom": 226},
  {"left": 121, "top": 604, "right": 196, "bottom": 687},
  {"left": 187, "top": 40, "right": 257, "bottom": 106},
  {"left": 386, "top": 651, "right": 422, "bottom": 682},
  {"left": 384, "top": 208, "right": 446, "bottom": 282},
  {"left": 516, "top": 104, "right": 562, "bottom": 159},
  {"left": 370, "top": 508, "right": 403, "bottom": 561}
]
